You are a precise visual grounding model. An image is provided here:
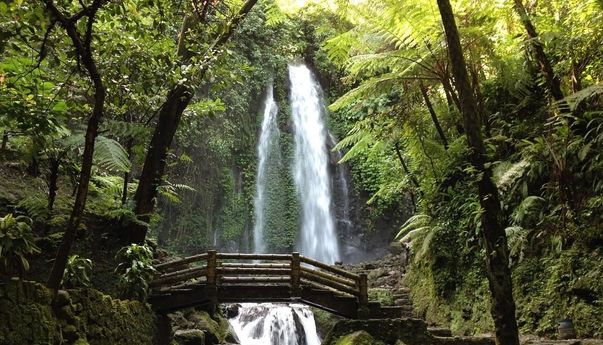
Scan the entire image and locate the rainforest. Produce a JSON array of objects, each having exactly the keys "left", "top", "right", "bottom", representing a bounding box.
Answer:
[{"left": 0, "top": 0, "right": 602, "bottom": 344}]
